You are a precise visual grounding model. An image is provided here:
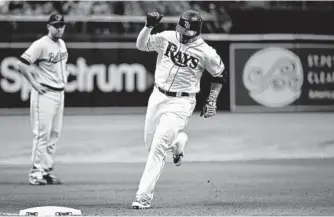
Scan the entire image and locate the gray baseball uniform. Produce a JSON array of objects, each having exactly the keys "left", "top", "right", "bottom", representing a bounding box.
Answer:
[{"left": 21, "top": 35, "right": 68, "bottom": 171}]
